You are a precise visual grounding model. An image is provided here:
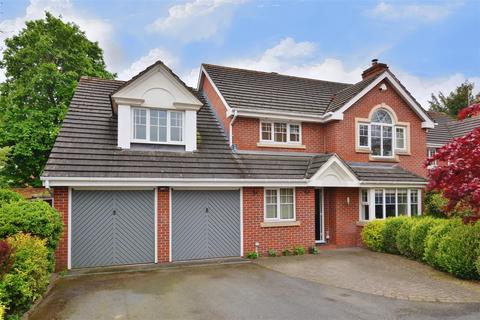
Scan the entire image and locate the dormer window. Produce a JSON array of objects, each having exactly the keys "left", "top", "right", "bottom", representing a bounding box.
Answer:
[
  {"left": 132, "top": 107, "right": 184, "bottom": 144},
  {"left": 356, "top": 107, "right": 409, "bottom": 158}
]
